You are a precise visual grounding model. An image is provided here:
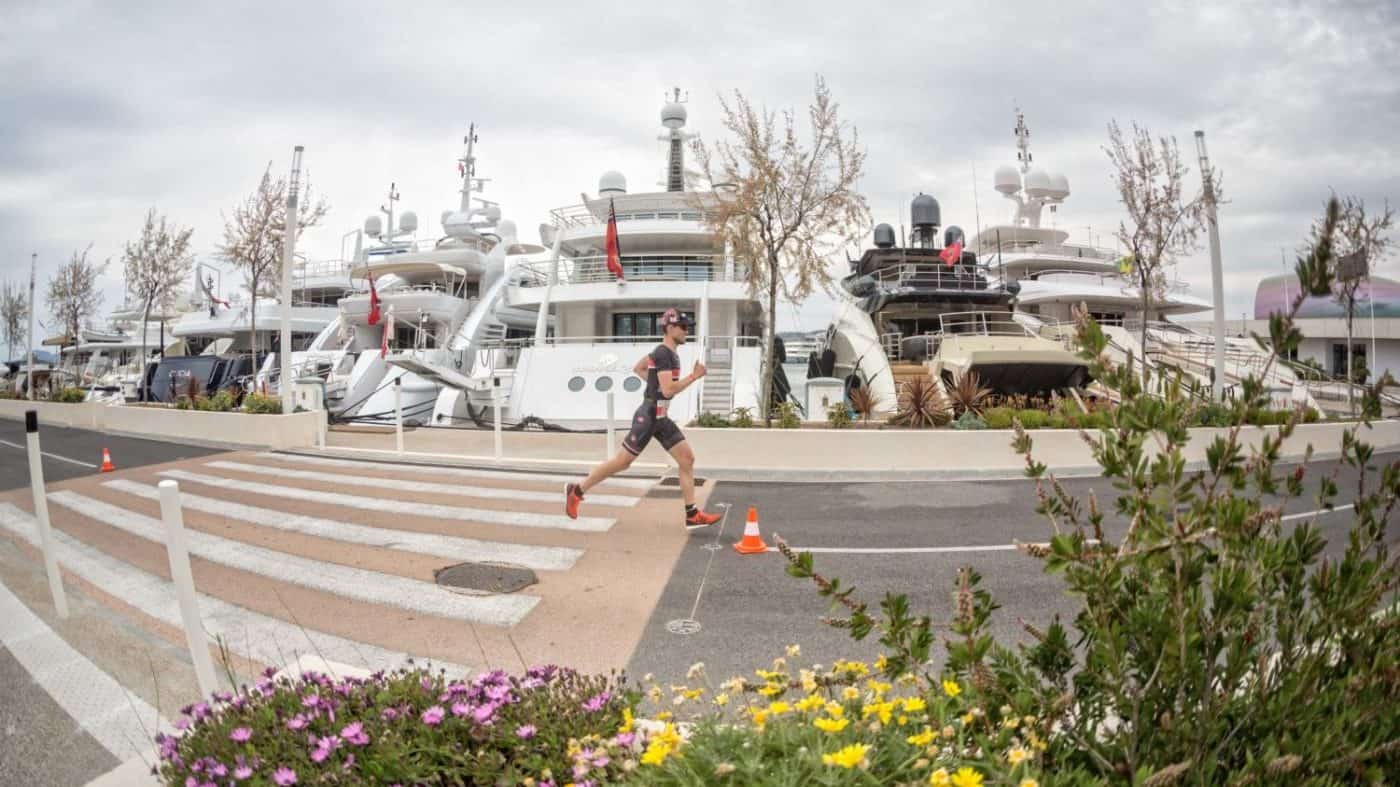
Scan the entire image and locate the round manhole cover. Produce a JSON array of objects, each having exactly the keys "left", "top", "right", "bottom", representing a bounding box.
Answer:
[
  {"left": 666, "top": 618, "right": 702, "bottom": 635},
  {"left": 434, "top": 562, "right": 537, "bottom": 594}
]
